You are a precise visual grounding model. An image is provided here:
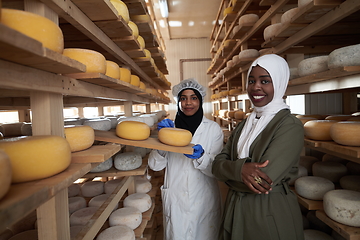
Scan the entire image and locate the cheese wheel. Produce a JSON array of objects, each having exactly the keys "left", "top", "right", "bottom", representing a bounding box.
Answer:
[
  {"left": 228, "top": 89, "right": 242, "bottom": 96},
  {"left": 105, "top": 178, "right": 124, "bottom": 194},
  {"left": 130, "top": 75, "right": 140, "bottom": 87},
  {"left": 0, "top": 135, "right": 71, "bottom": 183},
  {"left": 119, "top": 68, "right": 131, "bottom": 83},
  {"left": 89, "top": 157, "right": 113, "bottom": 173},
  {"left": 83, "top": 119, "right": 111, "bottom": 131},
  {"left": 322, "top": 153, "right": 348, "bottom": 165},
  {"left": 226, "top": 111, "right": 236, "bottom": 119},
  {"left": 340, "top": 175, "right": 360, "bottom": 192},
  {"left": 133, "top": 146, "right": 148, "bottom": 157},
  {"left": 116, "top": 121, "right": 150, "bottom": 140},
  {"left": 64, "top": 118, "right": 82, "bottom": 126},
  {"left": 1, "top": 8, "right": 64, "bottom": 53},
  {"left": 299, "top": 155, "right": 320, "bottom": 175},
  {"left": 226, "top": 60, "right": 234, "bottom": 68},
  {"left": 114, "top": 152, "right": 142, "bottom": 171},
  {"left": 298, "top": 117, "right": 317, "bottom": 125},
  {"left": 123, "top": 193, "right": 151, "bottom": 213},
  {"left": 158, "top": 128, "right": 192, "bottom": 147},
  {"left": 128, "top": 21, "right": 139, "bottom": 38},
  {"left": 289, "top": 67, "right": 299, "bottom": 80},
  {"left": 21, "top": 122, "right": 32, "bottom": 136},
  {"left": 328, "top": 44, "right": 360, "bottom": 69},
  {"left": 238, "top": 49, "right": 259, "bottom": 59},
  {"left": 9, "top": 229, "right": 38, "bottom": 240},
  {"left": 330, "top": 121, "right": 360, "bottom": 146},
  {"left": 297, "top": 56, "right": 329, "bottom": 77},
  {"left": 105, "top": 61, "right": 120, "bottom": 79},
  {"left": 135, "top": 179, "right": 152, "bottom": 193},
  {"left": 234, "top": 110, "right": 245, "bottom": 120},
  {"left": 63, "top": 48, "right": 106, "bottom": 73},
  {"left": 136, "top": 35, "right": 145, "bottom": 49},
  {"left": 323, "top": 189, "right": 360, "bottom": 227},
  {"left": 295, "top": 176, "right": 334, "bottom": 200},
  {"left": 69, "top": 196, "right": 87, "bottom": 214},
  {"left": 70, "top": 207, "right": 98, "bottom": 226},
  {"left": 89, "top": 194, "right": 118, "bottom": 210},
  {"left": 0, "top": 150, "right": 11, "bottom": 200},
  {"left": 109, "top": 207, "right": 142, "bottom": 229},
  {"left": 289, "top": 165, "right": 308, "bottom": 185},
  {"left": 0, "top": 122, "right": 24, "bottom": 137},
  {"left": 303, "top": 229, "right": 334, "bottom": 240},
  {"left": 68, "top": 183, "right": 81, "bottom": 197},
  {"left": 96, "top": 225, "right": 135, "bottom": 240},
  {"left": 263, "top": 23, "right": 282, "bottom": 41},
  {"left": 105, "top": 116, "right": 118, "bottom": 129},
  {"left": 281, "top": 8, "right": 299, "bottom": 23},
  {"left": 110, "top": 0, "right": 130, "bottom": 23},
  {"left": 223, "top": 7, "right": 234, "bottom": 17},
  {"left": 304, "top": 120, "right": 338, "bottom": 140},
  {"left": 64, "top": 125, "right": 94, "bottom": 152},
  {"left": 312, "top": 161, "right": 347, "bottom": 183},
  {"left": 325, "top": 115, "right": 351, "bottom": 121},
  {"left": 139, "top": 81, "right": 146, "bottom": 90},
  {"left": 81, "top": 181, "right": 104, "bottom": 197},
  {"left": 296, "top": 114, "right": 324, "bottom": 120},
  {"left": 238, "top": 14, "right": 259, "bottom": 26}
]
